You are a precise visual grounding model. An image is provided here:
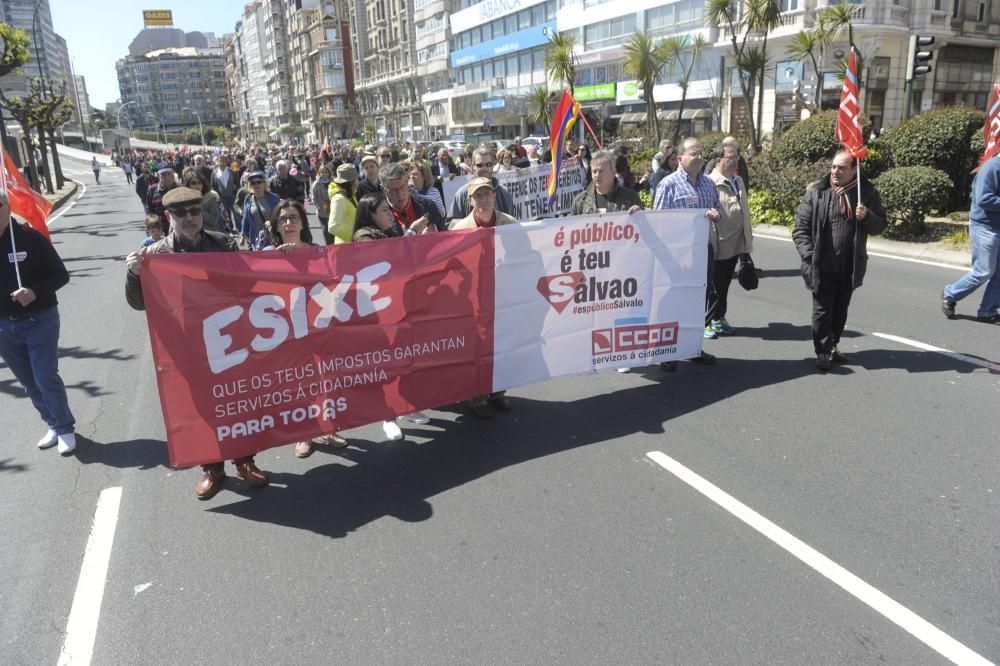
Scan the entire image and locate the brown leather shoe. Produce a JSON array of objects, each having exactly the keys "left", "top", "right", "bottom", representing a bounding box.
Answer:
[
  {"left": 470, "top": 400, "right": 495, "bottom": 419},
  {"left": 293, "top": 440, "right": 313, "bottom": 458},
  {"left": 312, "top": 433, "right": 348, "bottom": 448},
  {"left": 490, "top": 395, "right": 513, "bottom": 412},
  {"left": 195, "top": 466, "right": 226, "bottom": 500},
  {"left": 233, "top": 458, "right": 269, "bottom": 487}
]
